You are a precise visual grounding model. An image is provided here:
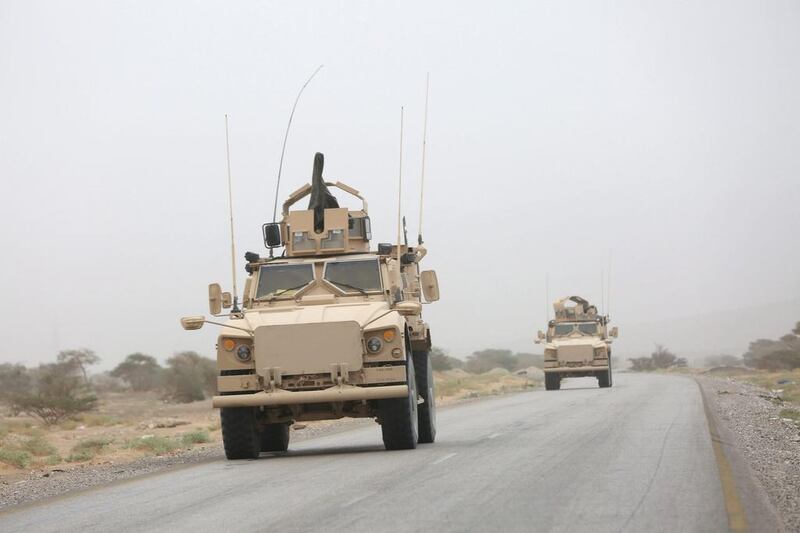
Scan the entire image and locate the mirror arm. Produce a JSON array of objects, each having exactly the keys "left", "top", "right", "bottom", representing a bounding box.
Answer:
[{"left": 203, "top": 320, "right": 255, "bottom": 337}]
